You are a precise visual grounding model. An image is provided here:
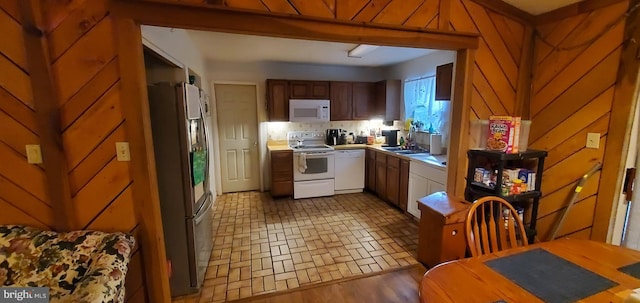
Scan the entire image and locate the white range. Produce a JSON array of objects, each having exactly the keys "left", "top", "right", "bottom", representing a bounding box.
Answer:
[{"left": 287, "top": 131, "right": 335, "bottom": 199}]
